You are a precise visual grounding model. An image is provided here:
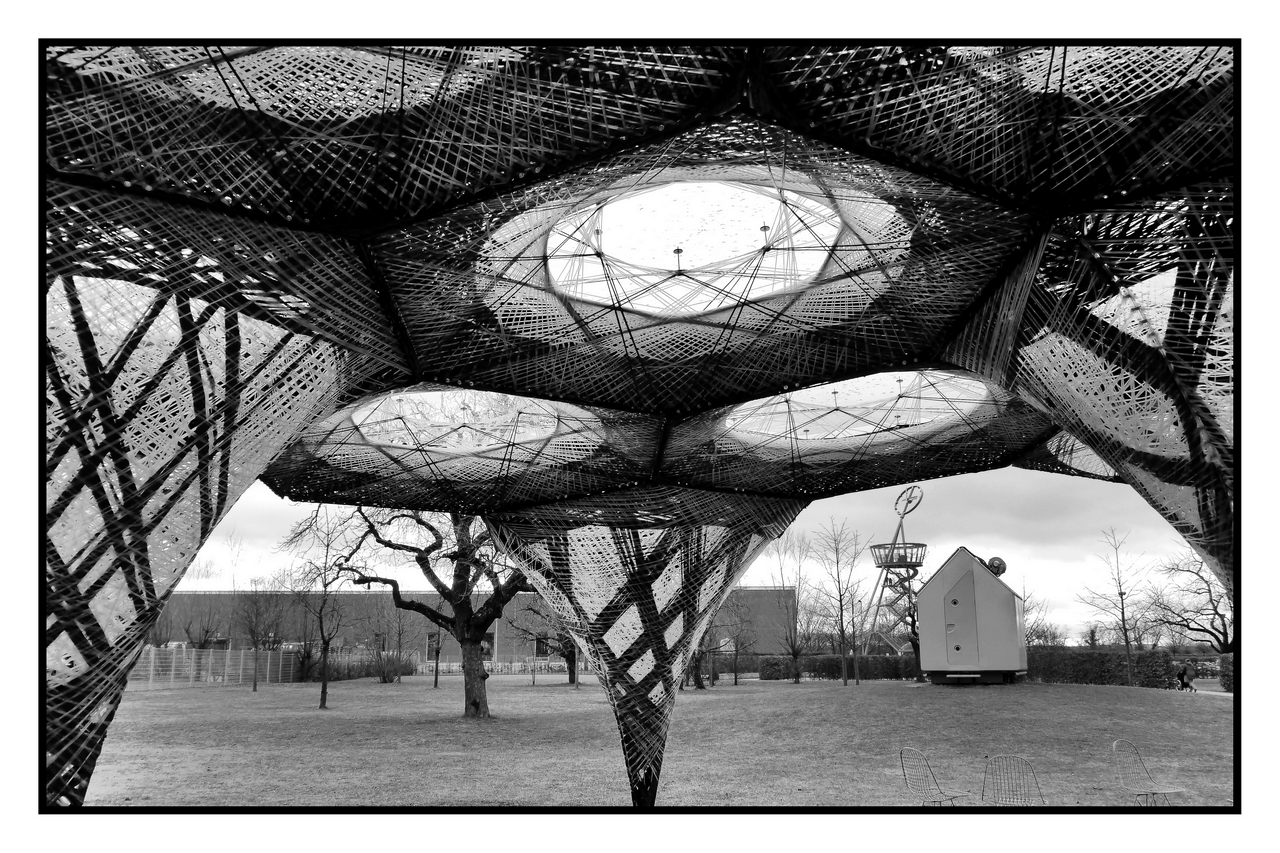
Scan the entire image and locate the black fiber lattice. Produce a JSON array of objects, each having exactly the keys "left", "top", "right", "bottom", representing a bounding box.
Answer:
[{"left": 44, "top": 45, "right": 1234, "bottom": 807}]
